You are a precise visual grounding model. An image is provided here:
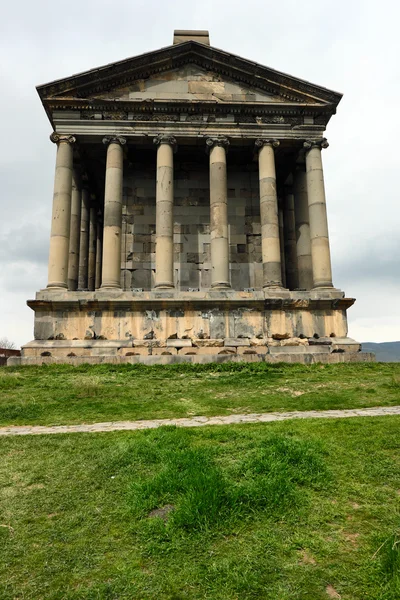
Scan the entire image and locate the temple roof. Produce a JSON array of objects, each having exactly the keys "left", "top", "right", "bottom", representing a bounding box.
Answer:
[{"left": 37, "top": 39, "right": 342, "bottom": 110}]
